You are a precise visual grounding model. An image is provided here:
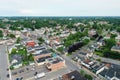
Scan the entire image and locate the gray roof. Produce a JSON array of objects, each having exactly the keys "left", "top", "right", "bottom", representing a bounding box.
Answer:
[
  {"left": 99, "top": 64, "right": 120, "bottom": 79},
  {"left": 111, "top": 46, "right": 120, "bottom": 50},
  {"left": 33, "top": 49, "right": 51, "bottom": 56},
  {"left": 10, "top": 54, "right": 22, "bottom": 65}
]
